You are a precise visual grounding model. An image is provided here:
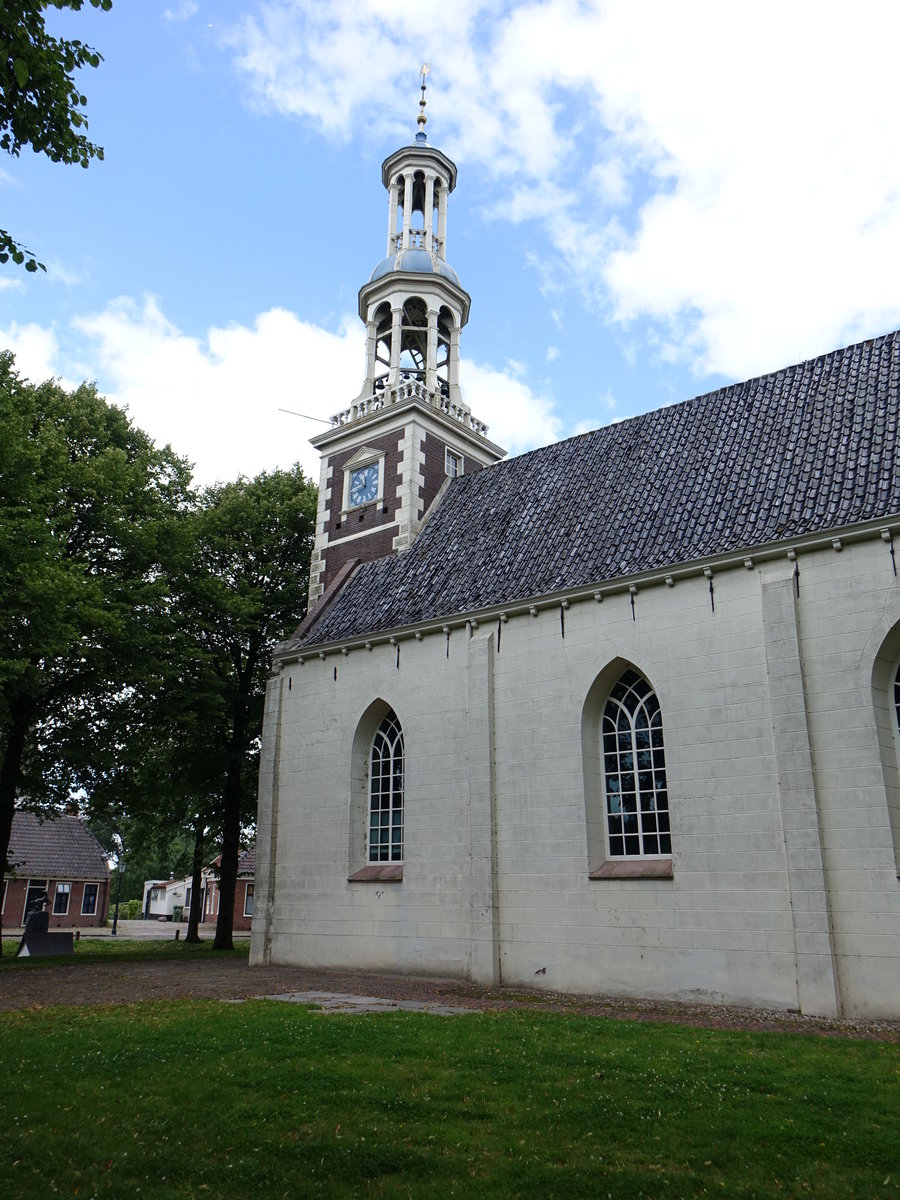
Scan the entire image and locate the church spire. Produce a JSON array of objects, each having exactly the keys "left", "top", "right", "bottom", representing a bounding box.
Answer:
[
  {"left": 305, "top": 73, "right": 504, "bottom": 608},
  {"left": 351, "top": 70, "right": 473, "bottom": 413},
  {"left": 417, "top": 62, "right": 430, "bottom": 140}
]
